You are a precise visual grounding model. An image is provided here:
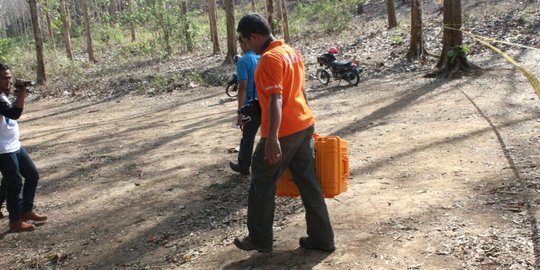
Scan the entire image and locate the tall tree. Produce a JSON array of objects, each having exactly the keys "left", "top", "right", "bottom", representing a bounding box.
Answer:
[
  {"left": 154, "top": 0, "right": 172, "bottom": 55},
  {"left": 208, "top": 0, "right": 220, "bottom": 54},
  {"left": 406, "top": 0, "right": 424, "bottom": 59},
  {"left": 223, "top": 0, "right": 236, "bottom": 64},
  {"left": 59, "top": 0, "right": 73, "bottom": 60},
  {"left": 43, "top": 0, "right": 54, "bottom": 43},
  {"left": 386, "top": 0, "right": 398, "bottom": 29},
  {"left": 109, "top": 0, "right": 117, "bottom": 25},
  {"left": 181, "top": 1, "right": 193, "bottom": 52},
  {"left": 276, "top": 0, "right": 283, "bottom": 32},
  {"left": 127, "top": 0, "right": 136, "bottom": 42},
  {"left": 28, "top": 0, "right": 46, "bottom": 84},
  {"left": 251, "top": 0, "right": 256, "bottom": 12},
  {"left": 280, "top": 0, "right": 290, "bottom": 43},
  {"left": 432, "top": 0, "right": 476, "bottom": 77},
  {"left": 82, "top": 0, "right": 96, "bottom": 62},
  {"left": 266, "top": 0, "right": 274, "bottom": 34}
]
